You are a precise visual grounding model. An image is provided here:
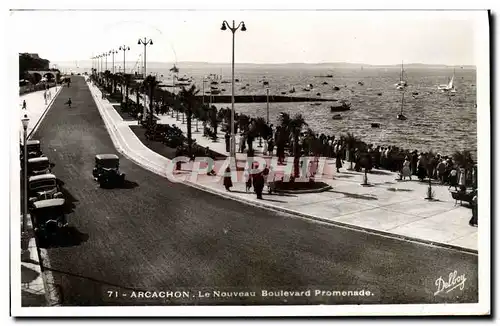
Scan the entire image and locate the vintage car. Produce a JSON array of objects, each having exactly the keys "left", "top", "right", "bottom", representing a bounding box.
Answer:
[
  {"left": 92, "top": 154, "right": 125, "bottom": 187},
  {"left": 31, "top": 198, "right": 68, "bottom": 240},
  {"left": 27, "top": 156, "right": 51, "bottom": 176},
  {"left": 20, "top": 140, "right": 44, "bottom": 160},
  {"left": 28, "top": 173, "right": 63, "bottom": 205}
]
